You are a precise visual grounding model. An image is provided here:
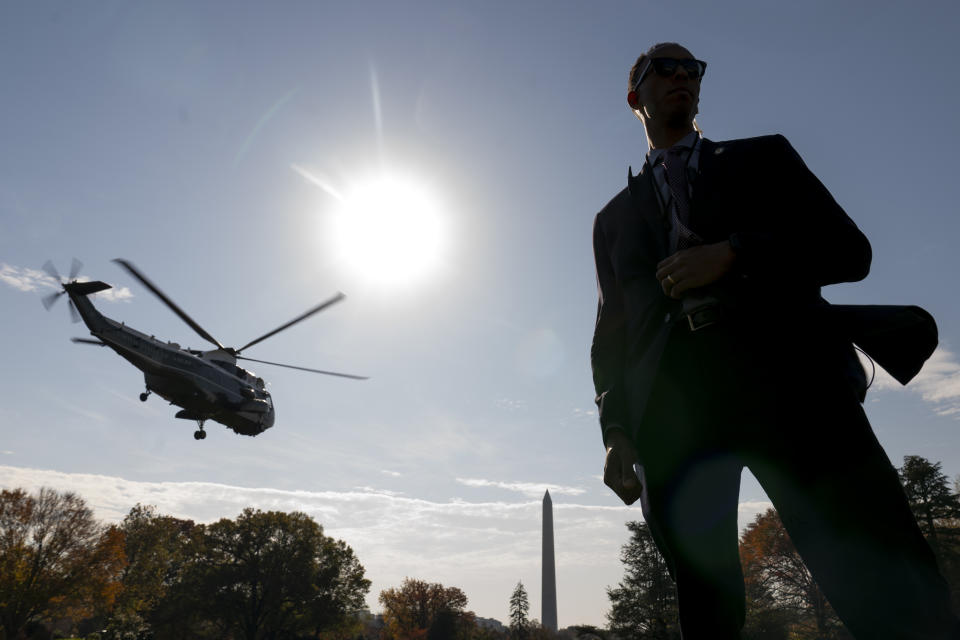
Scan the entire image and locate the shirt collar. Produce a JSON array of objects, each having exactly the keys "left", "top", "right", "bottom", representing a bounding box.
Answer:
[{"left": 647, "top": 130, "right": 701, "bottom": 168}]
